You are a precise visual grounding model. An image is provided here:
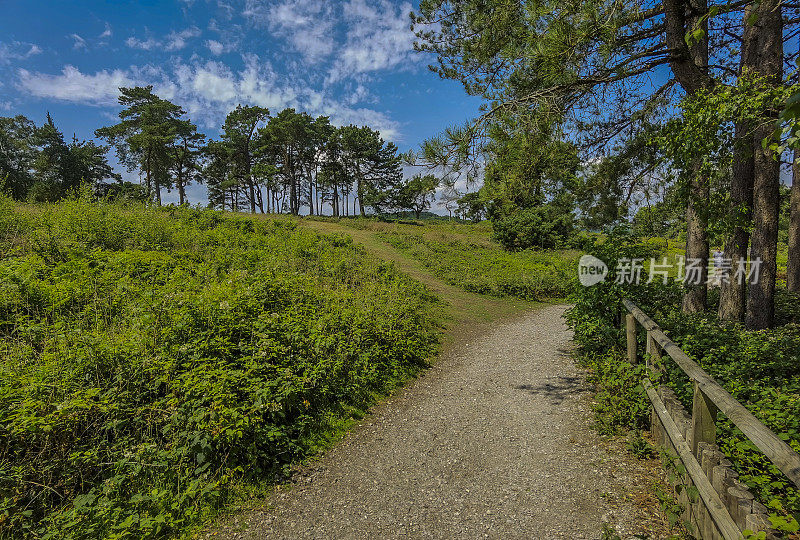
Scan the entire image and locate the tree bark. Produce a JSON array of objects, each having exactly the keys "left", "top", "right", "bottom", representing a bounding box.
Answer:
[
  {"left": 357, "top": 177, "right": 366, "bottom": 217},
  {"left": 682, "top": 163, "right": 710, "bottom": 313},
  {"left": 178, "top": 178, "right": 185, "bottom": 205},
  {"left": 745, "top": 0, "right": 783, "bottom": 330},
  {"left": 664, "top": 0, "right": 712, "bottom": 313},
  {"left": 246, "top": 155, "right": 255, "bottom": 214},
  {"left": 333, "top": 184, "right": 339, "bottom": 217},
  {"left": 718, "top": 122, "right": 754, "bottom": 320},
  {"left": 718, "top": 4, "right": 759, "bottom": 321},
  {"left": 155, "top": 176, "right": 161, "bottom": 206},
  {"left": 789, "top": 152, "right": 800, "bottom": 292},
  {"left": 308, "top": 172, "right": 314, "bottom": 215}
]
